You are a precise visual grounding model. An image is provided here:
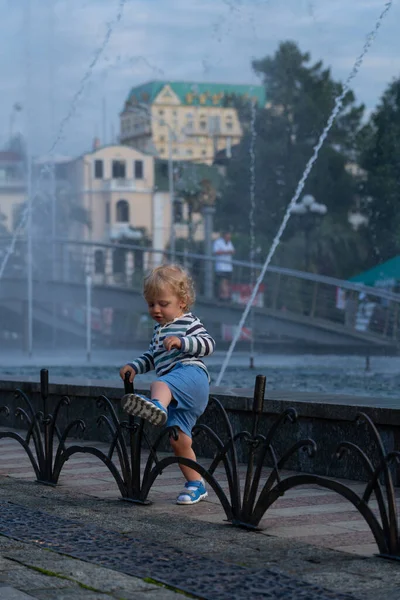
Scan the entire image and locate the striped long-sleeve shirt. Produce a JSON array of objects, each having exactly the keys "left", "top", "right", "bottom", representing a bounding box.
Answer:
[{"left": 128, "top": 312, "right": 215, "bottom": 379}]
